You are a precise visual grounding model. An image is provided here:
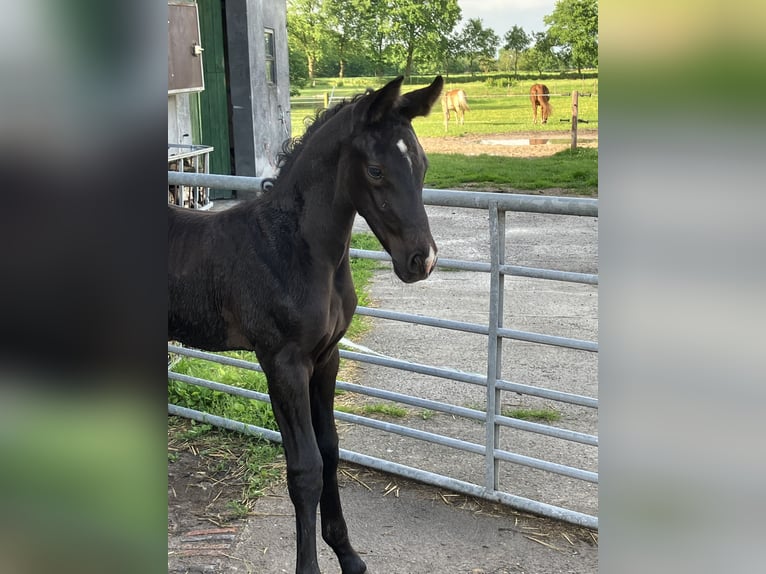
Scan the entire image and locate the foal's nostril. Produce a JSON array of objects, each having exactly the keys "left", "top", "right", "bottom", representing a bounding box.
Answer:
[
  {"left": 408, "top": 253, "right": 424, "bottom": 274},
  {"left": 407, "top": 252, "right": 436, "bottom": 277}
]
